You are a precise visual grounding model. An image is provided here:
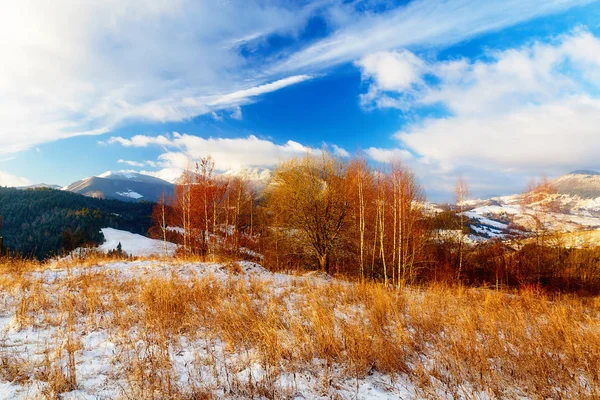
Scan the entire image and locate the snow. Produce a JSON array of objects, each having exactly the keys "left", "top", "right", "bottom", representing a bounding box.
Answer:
[
  {"left": 463, "top": 212, "right": 509, "bottom": 230},
  {"left": 99, "top": 227, "right": 176, "bottom": 256},
  {"left": 115, "top": 189, "right": 143, "bottom": 199},
  {"left": 97, "top": 170, "right": 137, "bottom": 180},
  {"left": 0, "top": 260, "right": 409, "bottom": 399}
]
